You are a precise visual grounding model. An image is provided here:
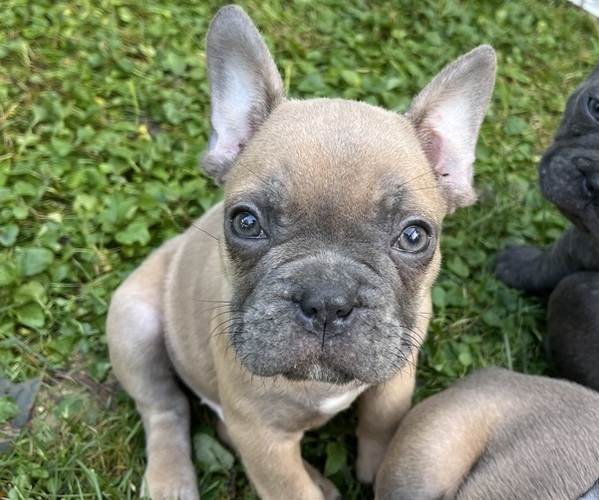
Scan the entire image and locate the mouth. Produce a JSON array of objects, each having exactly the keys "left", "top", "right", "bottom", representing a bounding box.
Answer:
[{"left": 281, "top": 360, "right": 357, "bottom": 385}]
